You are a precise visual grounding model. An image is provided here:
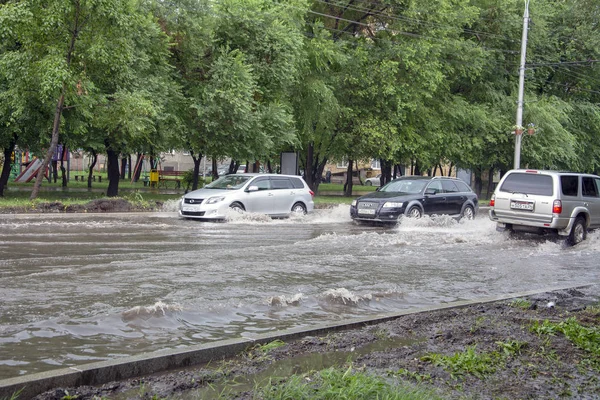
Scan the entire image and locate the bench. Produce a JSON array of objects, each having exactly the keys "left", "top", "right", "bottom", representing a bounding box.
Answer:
[
  {"left": 74, "top": 175, "right": 102, "bottom": 182},
  {"left": 158, "top": 170, "right": 185, "bottom": 189}
]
